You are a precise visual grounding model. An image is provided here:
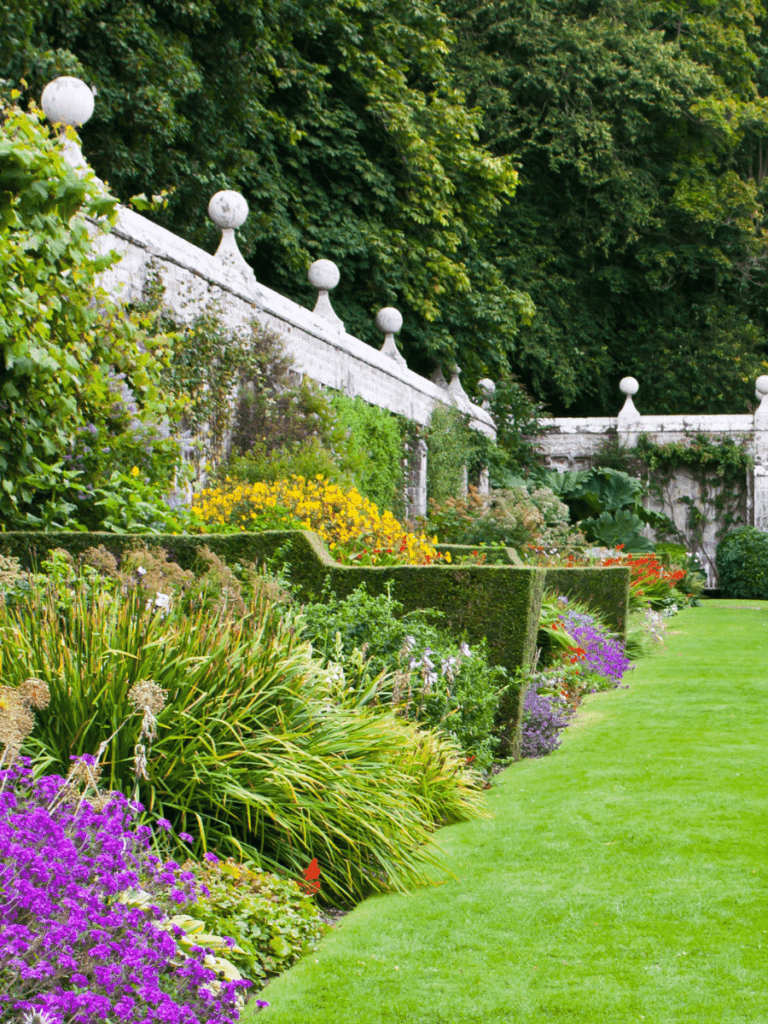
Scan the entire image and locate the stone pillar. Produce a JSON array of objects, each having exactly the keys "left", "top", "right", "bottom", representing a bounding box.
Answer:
[
  {"left": 460, "top": 463, "right": 468, "bottom": 497},
  {"left": 308, "top": 259, "right": 345, "bottom": 333},
  {"left": 404, "top": 438, "right": 428, "bottom": 520},
  {"left": 753, "top": 376, "right": 768, "bottom": 530},
  {"left": 478, "top": 466, "right": 490, "bottom": 495},
  {"left": 617, "top": 376, "right": 642, "bottom": 448}
]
